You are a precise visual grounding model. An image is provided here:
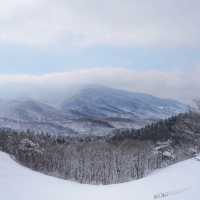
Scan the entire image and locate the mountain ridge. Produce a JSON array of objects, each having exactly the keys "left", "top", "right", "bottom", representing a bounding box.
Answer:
[
  {"left": 61, "top": 85, "right": 189, "bottom": 130},
  {"left": 0, "top": 86, "right": 189, "bottom": 135}
]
